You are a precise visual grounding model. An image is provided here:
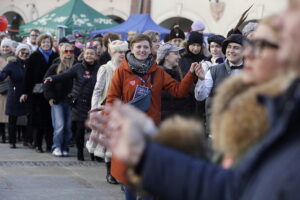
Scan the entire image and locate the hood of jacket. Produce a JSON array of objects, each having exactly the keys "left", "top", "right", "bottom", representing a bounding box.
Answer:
[{"left": 211, "top": 72, "right": 297, "bottom": 160}]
